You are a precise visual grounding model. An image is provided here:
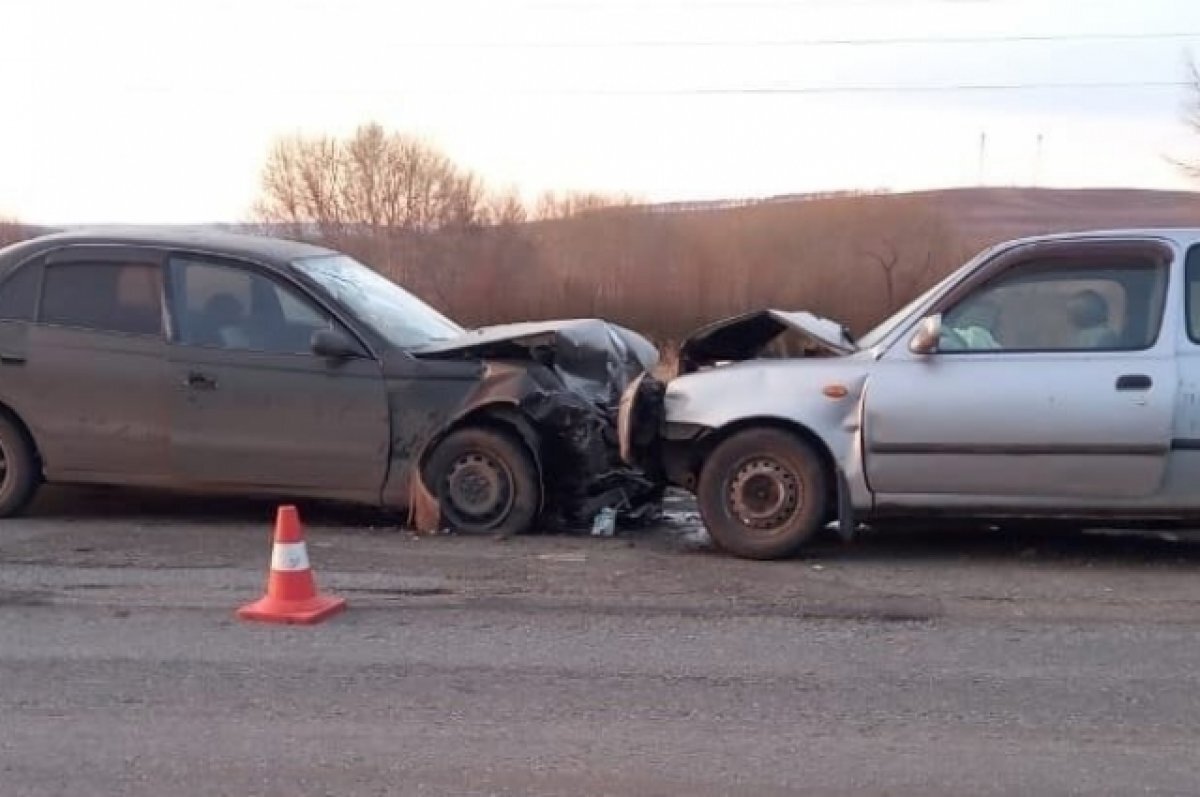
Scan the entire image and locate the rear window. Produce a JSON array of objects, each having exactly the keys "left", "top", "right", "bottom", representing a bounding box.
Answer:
[
  {"left": 0, "top": 263, "right": 40, "bottom": 321},
  {"left": 40, "top": 262, "right": 162, "bottom": 336}
]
